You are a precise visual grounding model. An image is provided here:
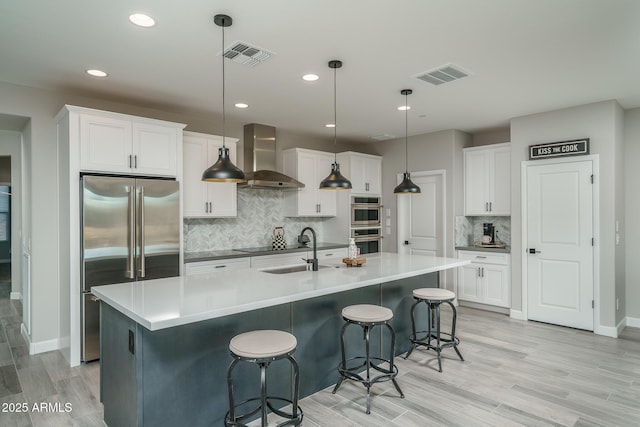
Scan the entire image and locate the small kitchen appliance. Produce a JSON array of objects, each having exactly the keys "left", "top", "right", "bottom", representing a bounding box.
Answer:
[
  {"left": 272, "top": 226, "right": 287, "bottom": 250},
  {"left": 482, "top": 223, "right": 495, "bottom": 244}
]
